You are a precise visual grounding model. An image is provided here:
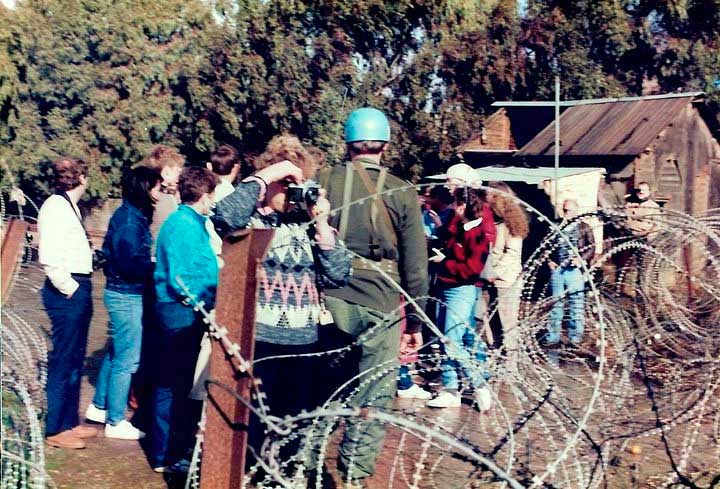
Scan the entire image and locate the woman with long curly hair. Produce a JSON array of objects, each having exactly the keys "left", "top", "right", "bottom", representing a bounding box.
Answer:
[{"left": 484, "top": 181, "right": 529, "bottom": 368}]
